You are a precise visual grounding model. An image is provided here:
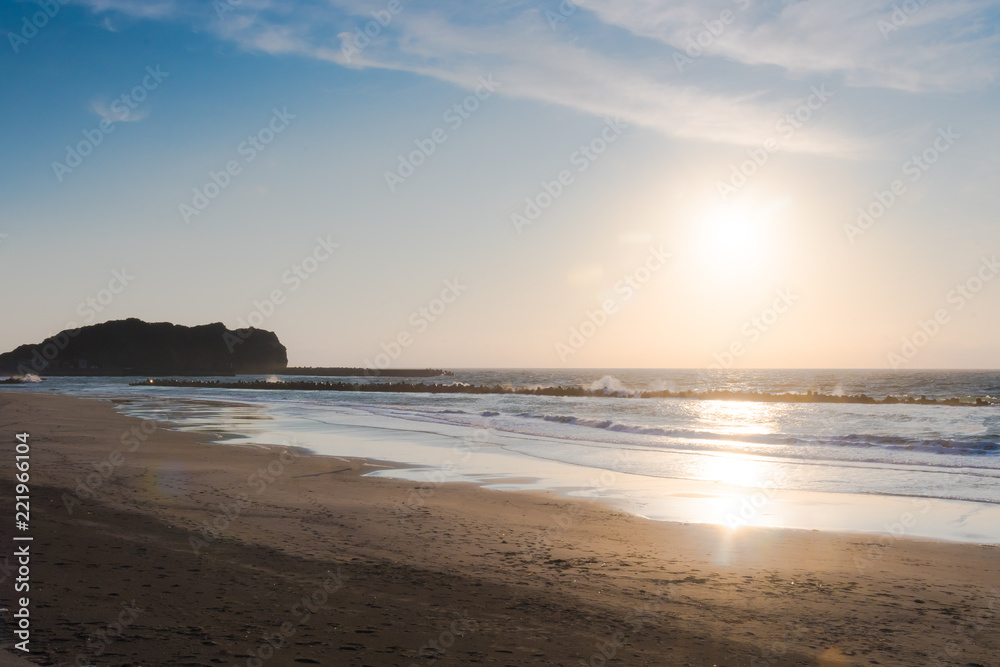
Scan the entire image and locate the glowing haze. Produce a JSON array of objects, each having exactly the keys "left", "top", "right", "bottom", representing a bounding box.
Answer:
[{"left": 1, "top": 0, "right": 999, "bottom": 369}]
